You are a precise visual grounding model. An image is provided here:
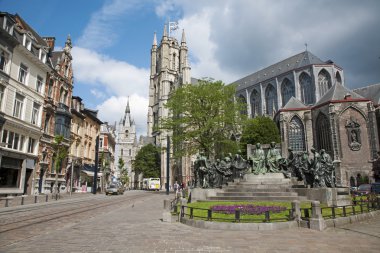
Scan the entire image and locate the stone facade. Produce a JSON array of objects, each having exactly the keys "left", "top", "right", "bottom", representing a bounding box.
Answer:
[
  {"left": 37, "top": 36, "right": 73, "bottom": 194},
  {"left": 147, "top": 25, "right": 191, "bottom": 189},
  {"left": 0, "top": 13, "right": 49, "bottom": 196},
  {"left": 234, "top": 50, "right": 379, "bottom": 186},
  {"left": 115, "top": 100, "right": 139, "bottom": 189}
]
